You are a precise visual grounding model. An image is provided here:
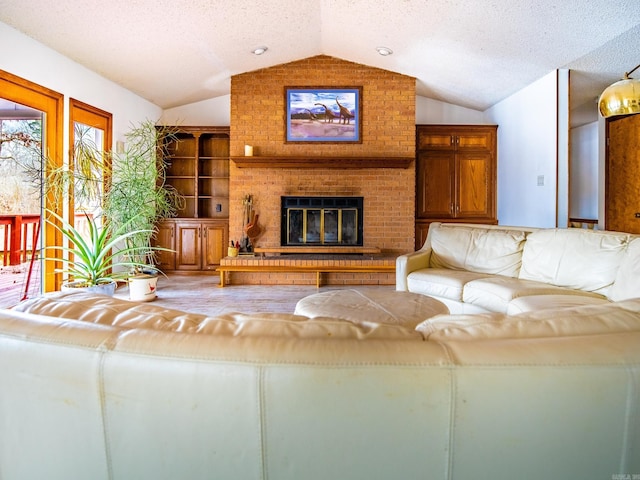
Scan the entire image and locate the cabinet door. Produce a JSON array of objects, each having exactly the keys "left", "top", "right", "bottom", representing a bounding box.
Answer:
[
  {"left": 154, "top": 222, "right": 176, "bottom": 271},
  {"left": 416, "top": 151, "right": 455, "bottom": 218},
  {"left": 417, "top": 131, "right": 453, "bottom": 150},
  {"left": 456, "top": 151, "right": 493, "bottom": 218},
  {"left": 176, "top": 223, "right": 201, "bottom": 270},
  {"left": 202, "top": 223, "right": 227, "bottom": 270},
  {"left": 455, "top": 131, "right": 494, "bottom": 151}
]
